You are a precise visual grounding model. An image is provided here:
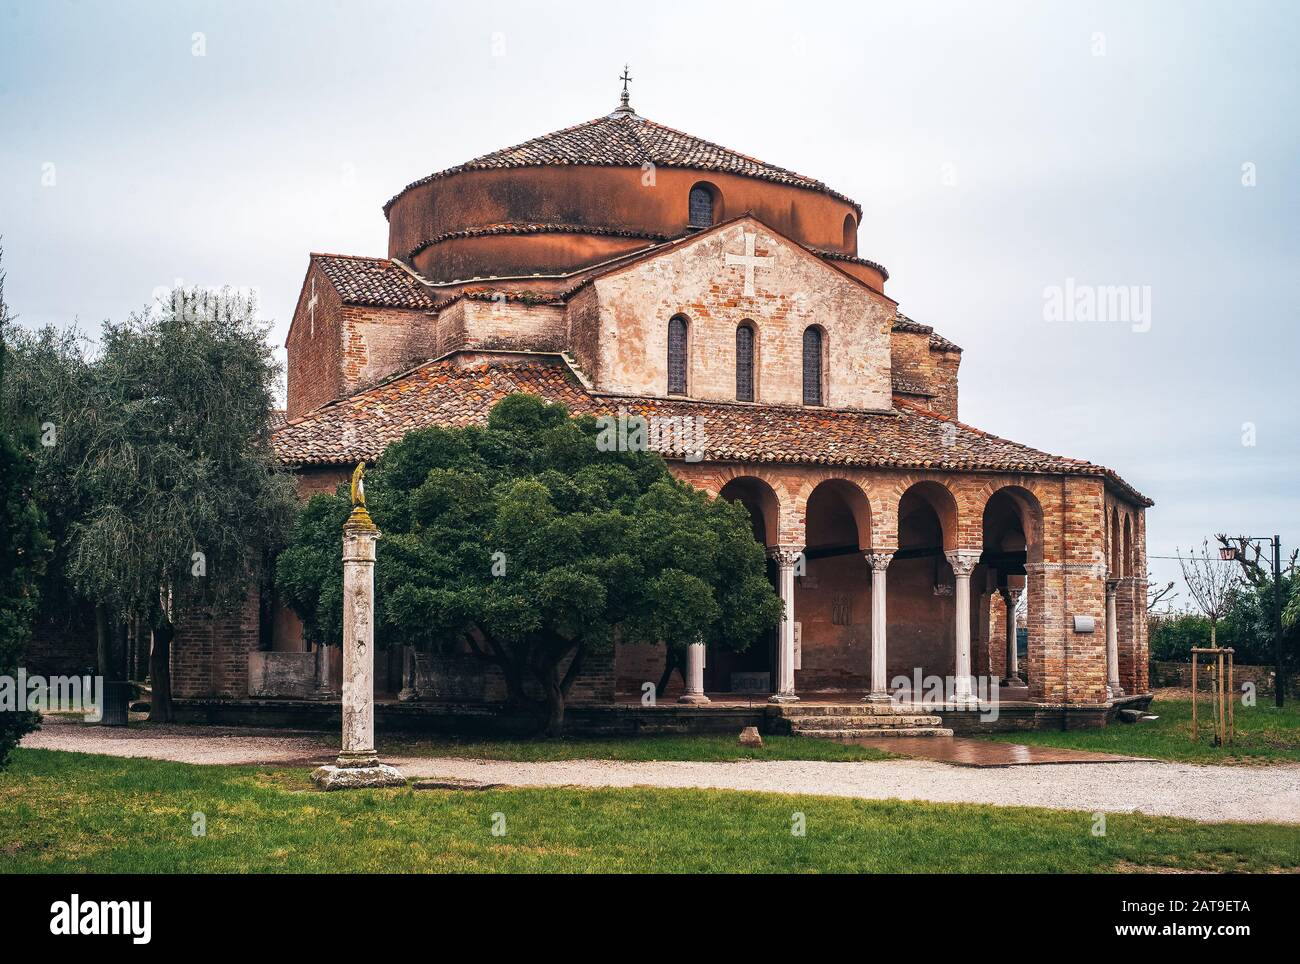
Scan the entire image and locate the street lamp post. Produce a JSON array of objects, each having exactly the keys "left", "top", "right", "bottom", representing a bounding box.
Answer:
[{"left": 1220, "top": 536, "right": 1285, "bottom": 708}]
